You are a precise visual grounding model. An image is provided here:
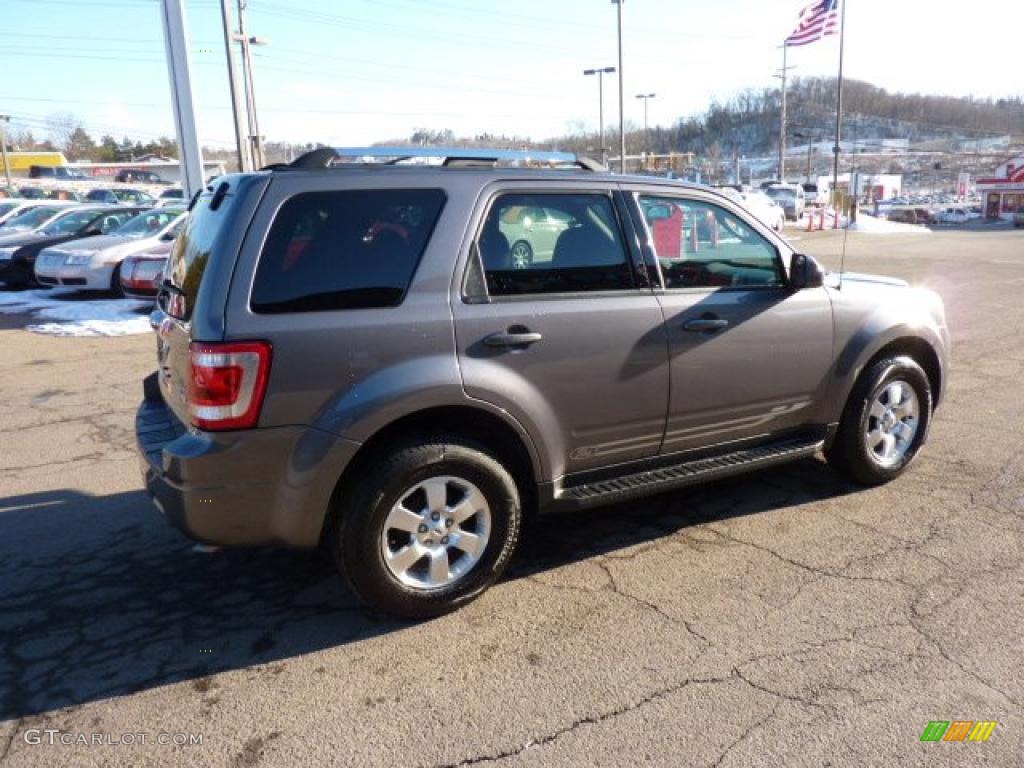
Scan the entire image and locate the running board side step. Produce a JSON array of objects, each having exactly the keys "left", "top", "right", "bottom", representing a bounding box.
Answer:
[{"left": 556, "top": 437, "right": 823, "bottom": 507}]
